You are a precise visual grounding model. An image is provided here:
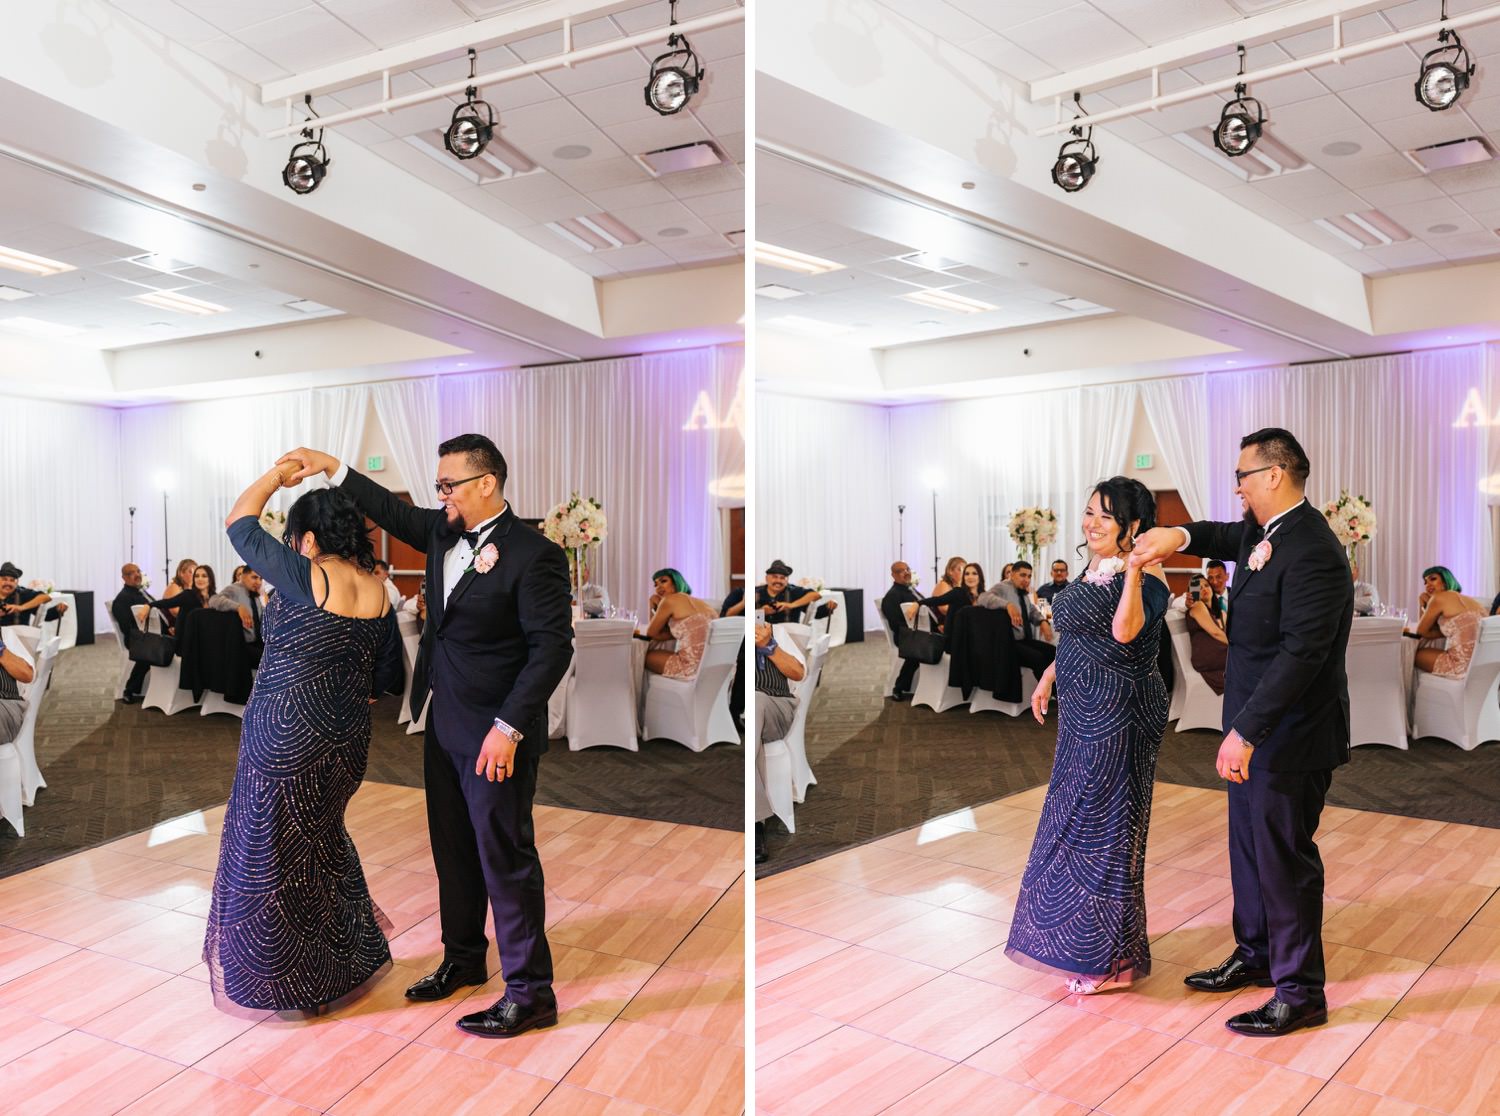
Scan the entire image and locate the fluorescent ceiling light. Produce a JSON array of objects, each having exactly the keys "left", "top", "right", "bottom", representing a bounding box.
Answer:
[
  {"left": 754, "top": 242, "right": 844, "bottom": 276},
  {"left": 0, "top": 245, "right": 74, "bottom": 277},
  {"left": 405, "top": 131, "right": 537, "bottom": 182},
  {"left": 1170, "top": 128, "right": 1307, "bottom": 182},
  {"left": 899, "top": 288, "right": 998, "bottom": 314},
  {"left": 1313, "top": 210, "right": 1411, "bottom": 250},
  {"left": 0, "top": 316, "right": 84, "bottom": 338},
  {"left": 130, "top": 289, "right": 229, "bottom": 316},
  {"left": 0, "top": 286, "right": 34, "bottom": 301},
  {"left": 764, "top": 314, "right": 854, "bottom": 337},
  {"left": 756, "top": 283, "right": 805, "bottom": 300},
  {"left": 544, "top": 214, "right": 643, "bottom": 252}
]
